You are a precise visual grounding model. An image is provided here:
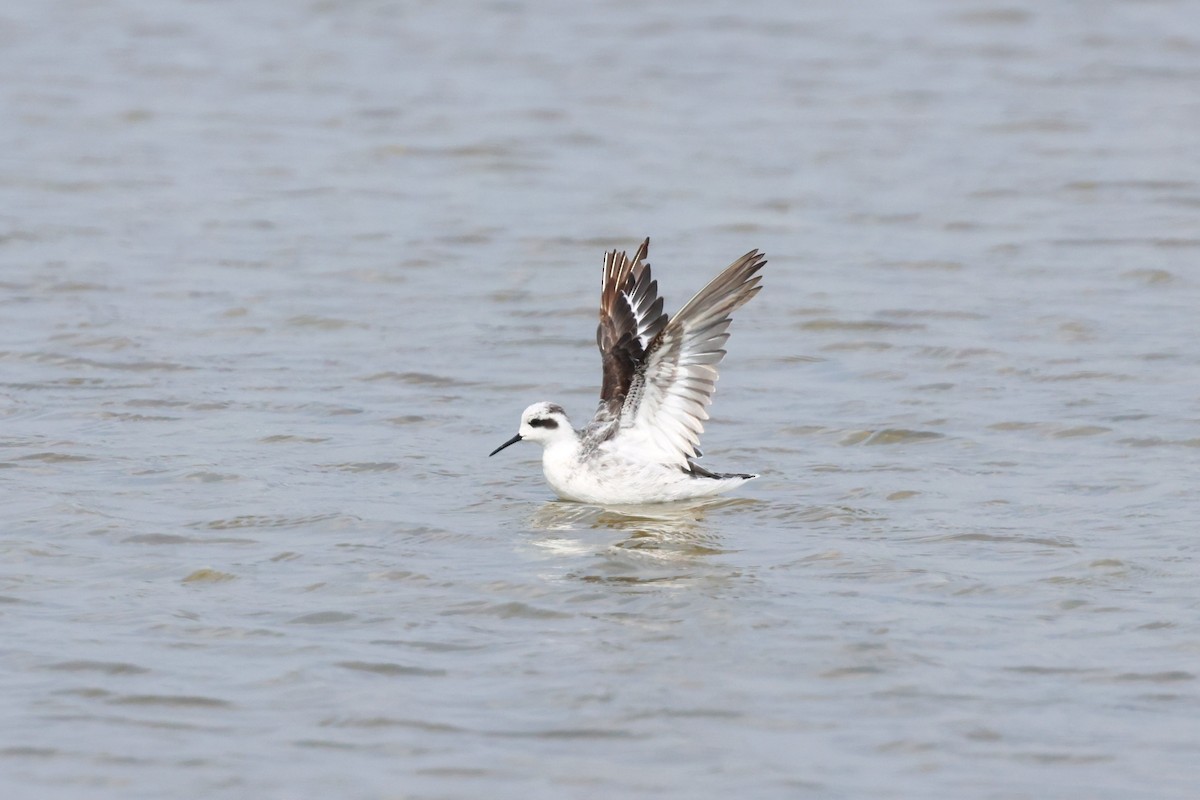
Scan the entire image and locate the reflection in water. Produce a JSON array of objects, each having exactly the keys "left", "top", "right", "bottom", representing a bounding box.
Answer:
[{"left": 527, "top": 497, "right": 757, "bottom": 558}]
